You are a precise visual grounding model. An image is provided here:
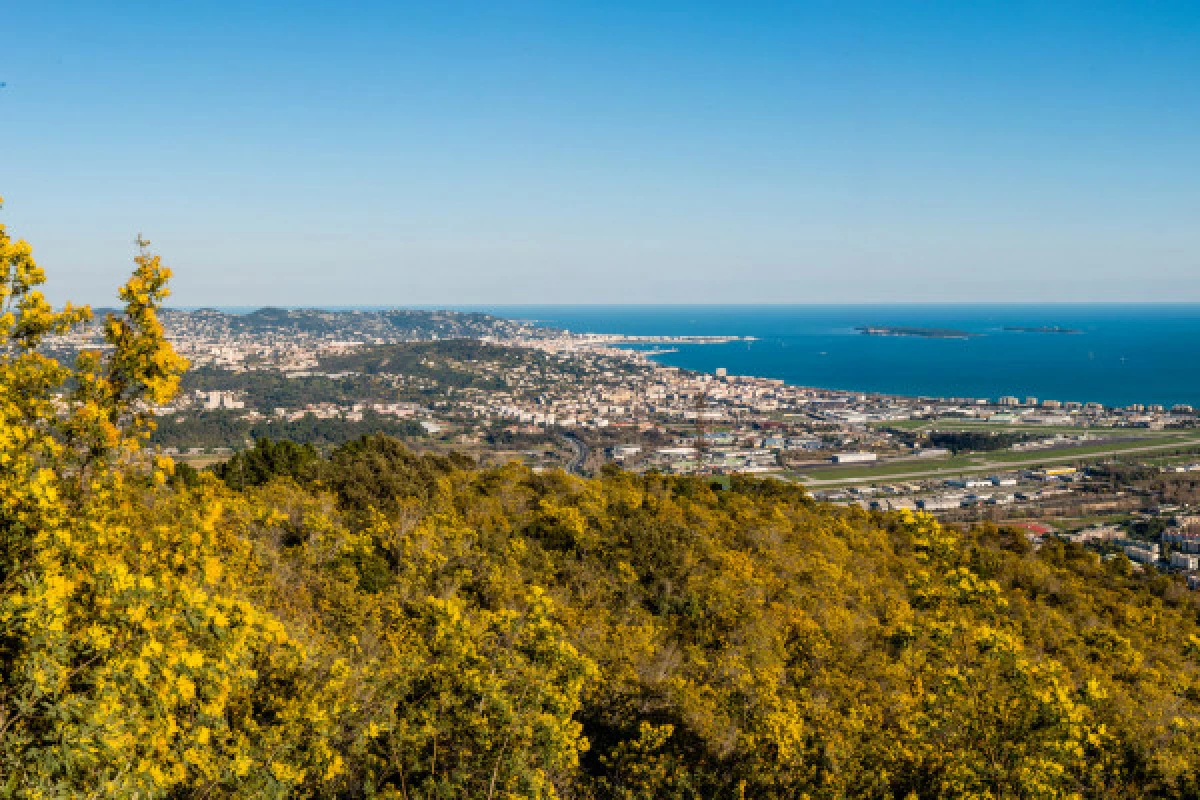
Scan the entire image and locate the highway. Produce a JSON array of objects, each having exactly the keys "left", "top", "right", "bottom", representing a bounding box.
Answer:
[{"left": 562, "top": 433, "right": 589, "bottom": 475}]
